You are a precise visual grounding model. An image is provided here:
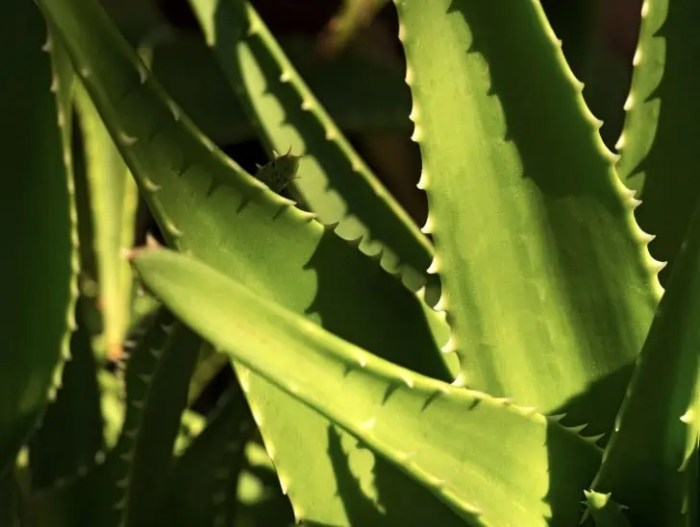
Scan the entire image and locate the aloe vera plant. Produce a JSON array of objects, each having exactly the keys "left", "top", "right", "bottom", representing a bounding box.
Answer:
[{"left": 2, "top": 0, "right": 699, "bottom": 525}]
